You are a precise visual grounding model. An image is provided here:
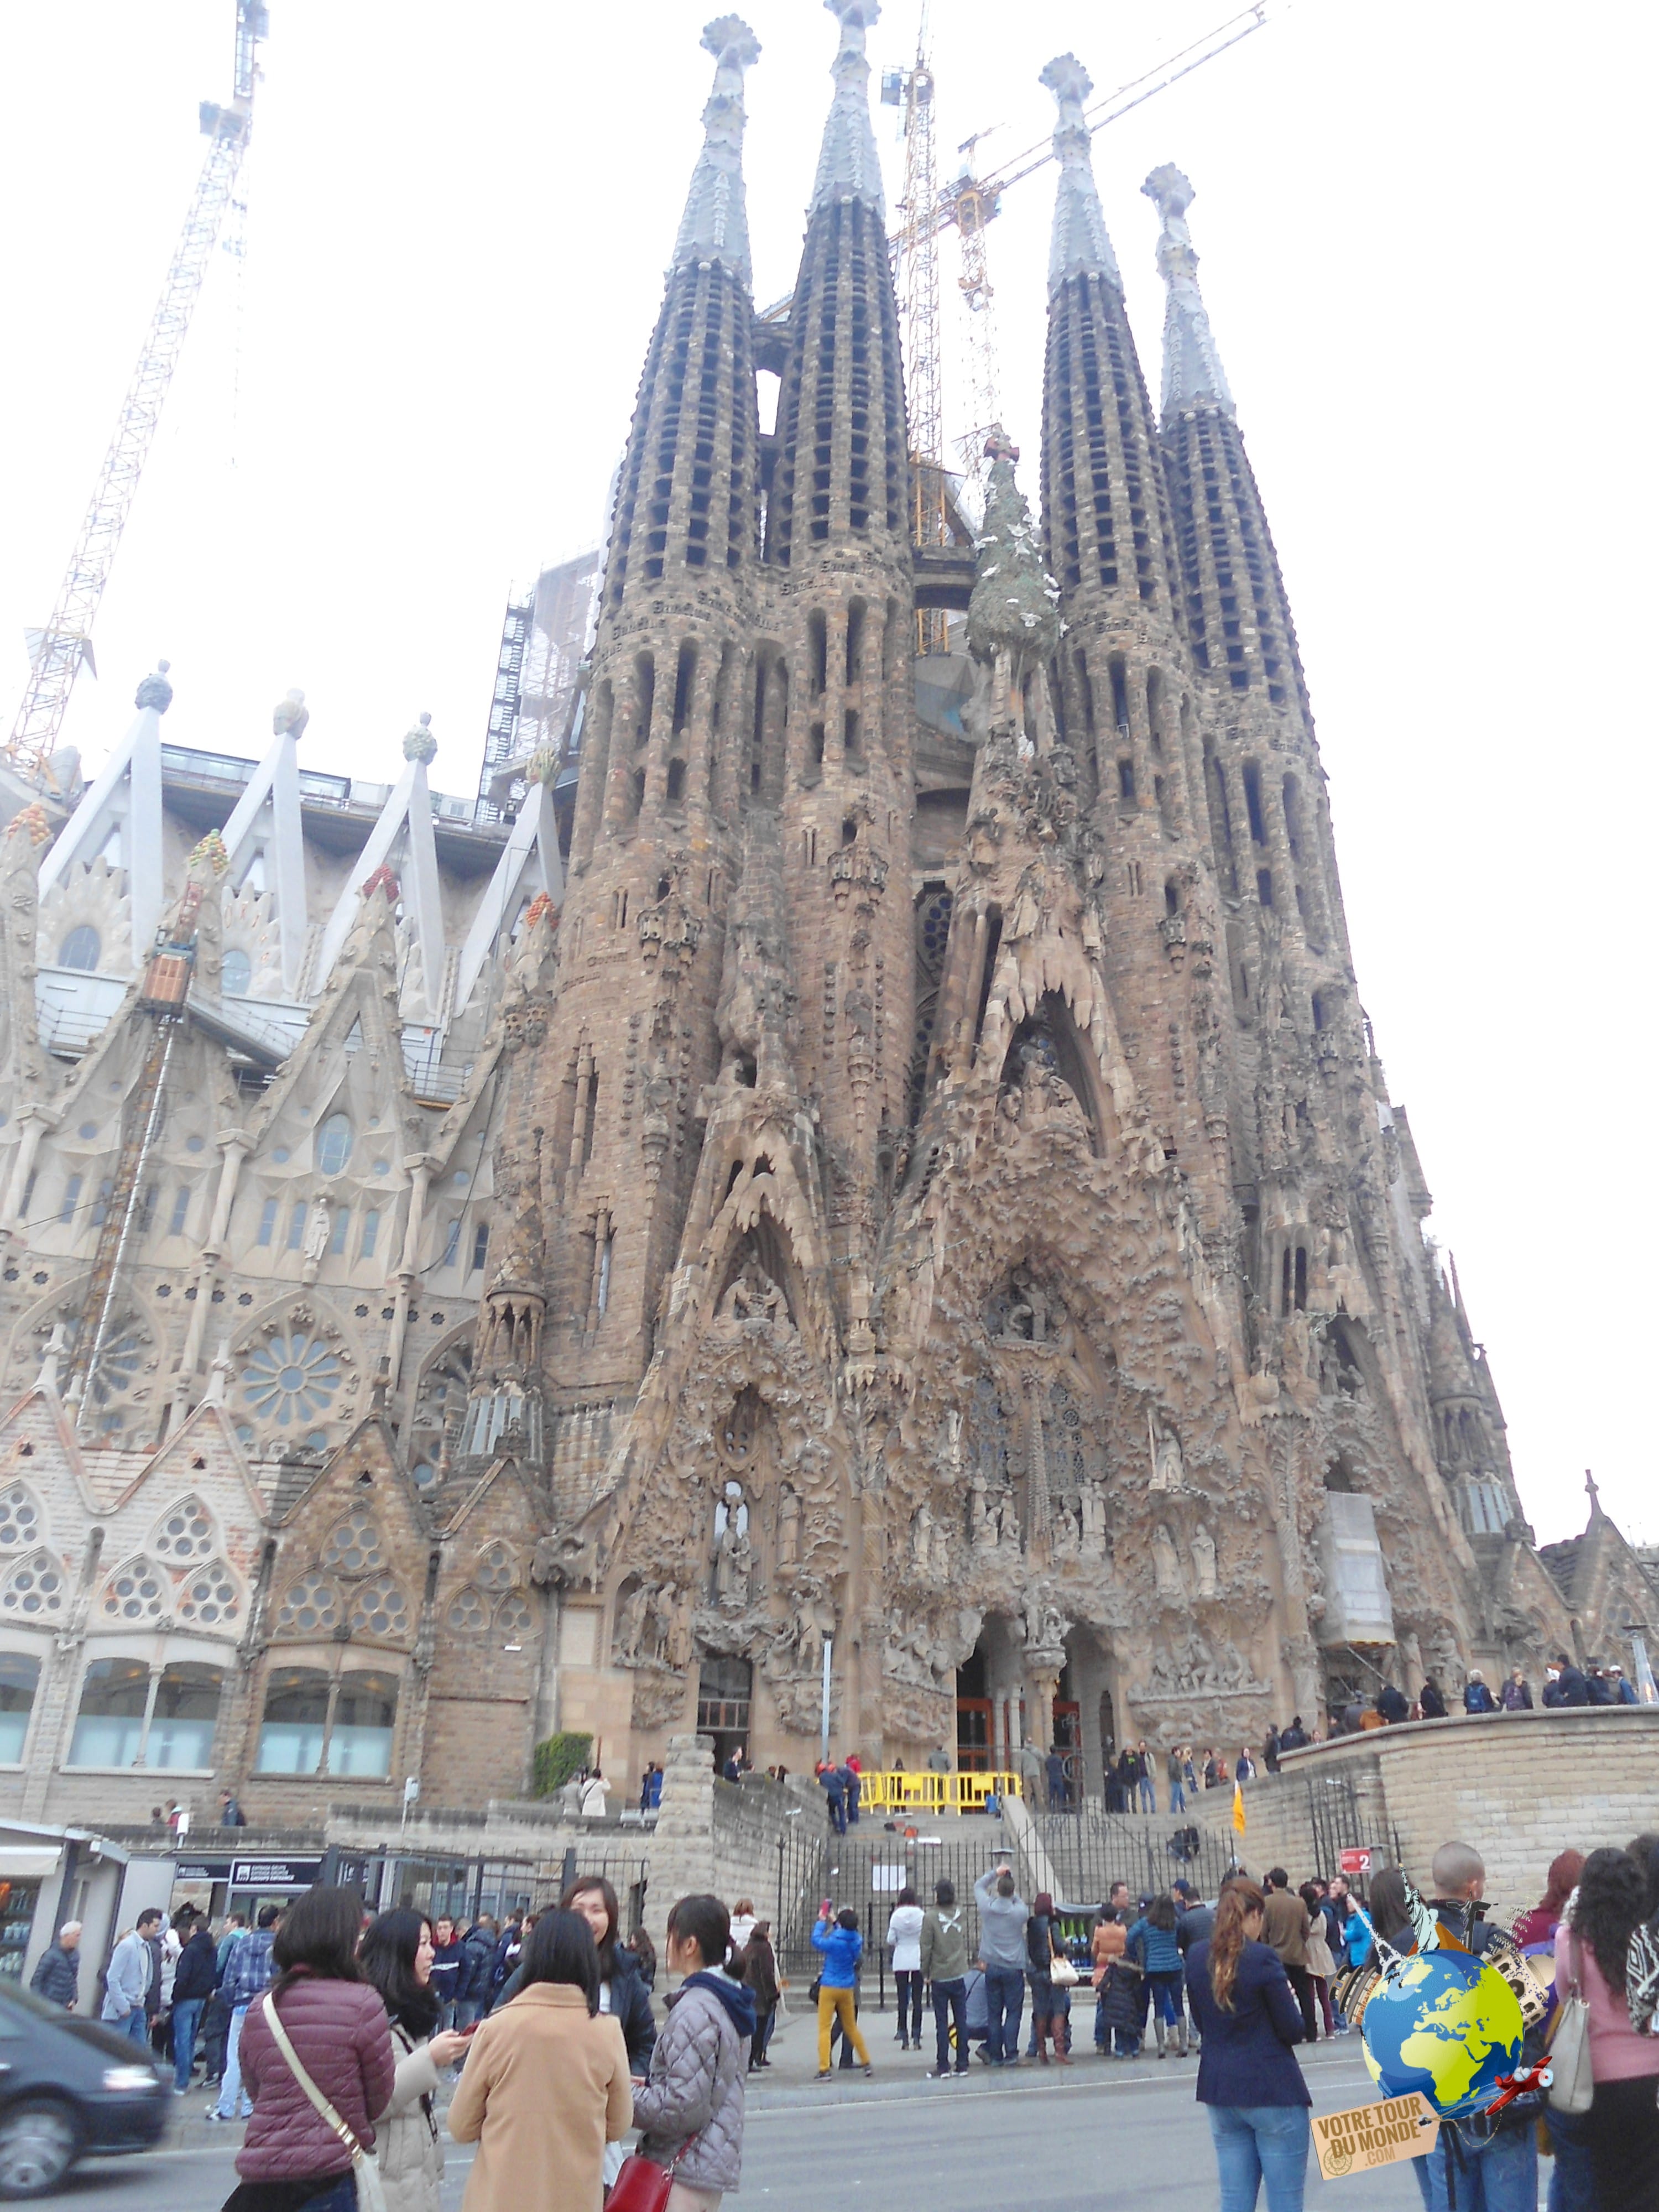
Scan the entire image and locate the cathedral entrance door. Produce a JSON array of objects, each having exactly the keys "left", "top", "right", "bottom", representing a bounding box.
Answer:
[{"left": 696, "top": 1653, "right": 753, "bottom": 1776}]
